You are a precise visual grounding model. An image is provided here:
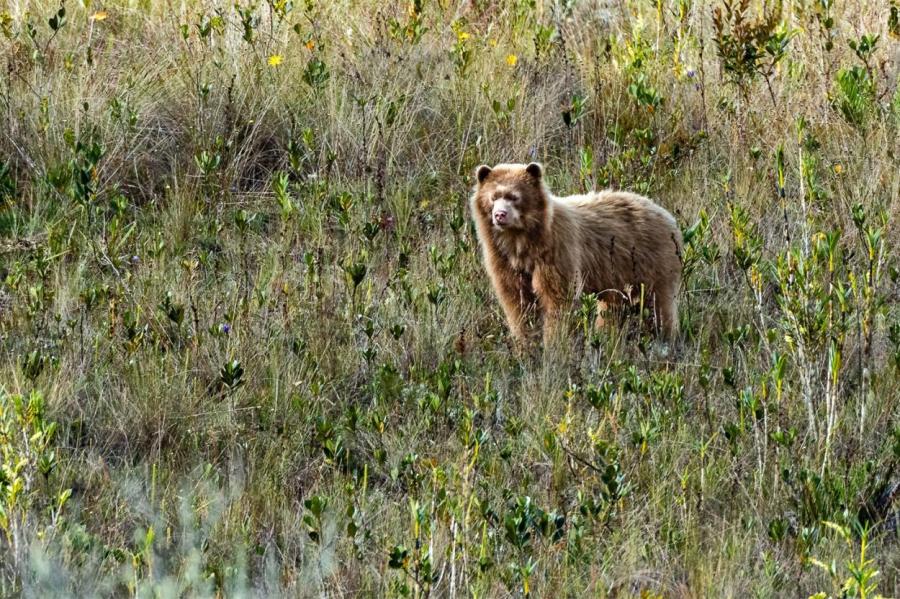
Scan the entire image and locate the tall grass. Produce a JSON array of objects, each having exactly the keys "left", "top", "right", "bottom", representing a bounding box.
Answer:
[{"left": 1, "top": 0, "right": 900, "bottom": 596}]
